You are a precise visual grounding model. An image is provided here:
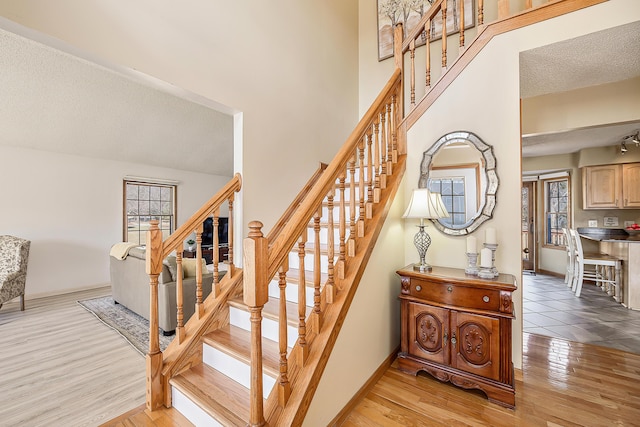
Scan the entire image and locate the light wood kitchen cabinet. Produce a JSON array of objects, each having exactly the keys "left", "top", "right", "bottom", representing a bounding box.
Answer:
[
  {"left": 397, "top": 265, "right": 516, "bottom": 408},
  {"left": 622, "top": 163, "right": 640, "bottom": 208},
  {"left": 583, "top": 163, "right": 640, "bottom": 209}
]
